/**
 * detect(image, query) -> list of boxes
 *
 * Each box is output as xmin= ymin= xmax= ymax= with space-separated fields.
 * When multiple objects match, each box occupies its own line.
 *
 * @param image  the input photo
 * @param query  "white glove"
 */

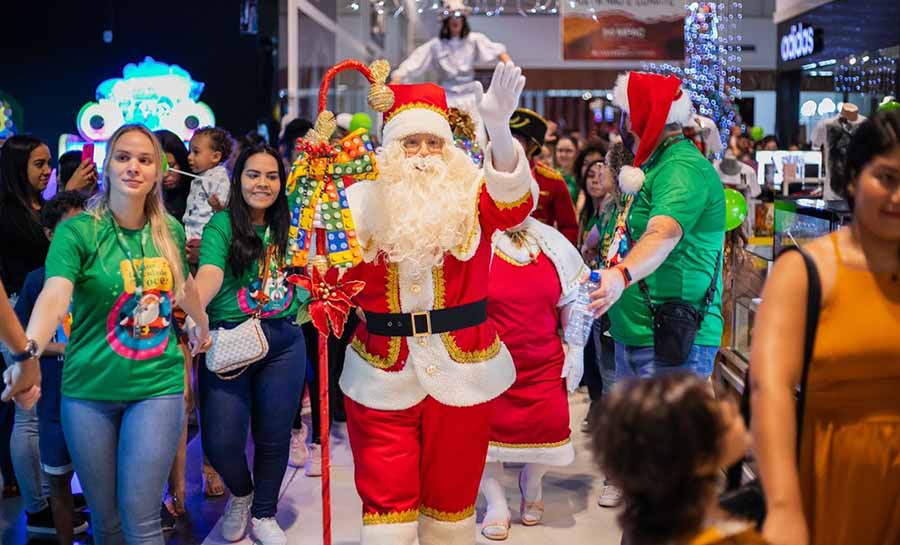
xmin=476 ymin=62 xmax=526 ymax=171
xmin=561 ymin=344 xmax=585 ymax=394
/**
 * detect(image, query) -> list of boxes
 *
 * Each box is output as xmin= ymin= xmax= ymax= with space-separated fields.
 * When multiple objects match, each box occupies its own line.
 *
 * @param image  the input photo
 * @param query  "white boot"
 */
xmin=360 ymin=521 xmax=419 ymax=545
xmin=419 ymin=513 xmax=476 ymax=545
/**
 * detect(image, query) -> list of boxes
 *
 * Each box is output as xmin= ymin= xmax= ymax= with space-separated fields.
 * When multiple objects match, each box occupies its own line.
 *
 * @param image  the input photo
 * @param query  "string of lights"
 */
xmin=644 ymin=2 xmax=742 ymax=154
xmin=344 ymin=0 xmax=560 ymax=16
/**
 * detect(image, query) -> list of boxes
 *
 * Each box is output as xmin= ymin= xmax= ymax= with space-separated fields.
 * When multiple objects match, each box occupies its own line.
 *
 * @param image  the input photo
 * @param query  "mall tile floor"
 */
xmin=1 ymin=392 xmax=622 ymax=545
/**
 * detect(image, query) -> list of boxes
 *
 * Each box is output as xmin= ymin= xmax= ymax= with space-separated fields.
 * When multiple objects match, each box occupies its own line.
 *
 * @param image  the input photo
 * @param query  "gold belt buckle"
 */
xmin=411 ymin=311 xmax=432 ymax=337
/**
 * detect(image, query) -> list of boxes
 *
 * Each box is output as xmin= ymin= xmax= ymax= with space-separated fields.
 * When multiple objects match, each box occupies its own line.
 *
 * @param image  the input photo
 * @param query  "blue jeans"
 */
xmin=11 ymin=404 xmax=49 ymax=513
xmin=591 ymin=323 xmax=617 ymax=397
xmin=61 ymin=394 xmax=185 ymax=545
xmin=199 ymin=318 xmax=306 ymax=518
xmin=37 ymin=357 xmax=72 ymax=475
xmin=614 ymin=343 xmax=717 ymax=381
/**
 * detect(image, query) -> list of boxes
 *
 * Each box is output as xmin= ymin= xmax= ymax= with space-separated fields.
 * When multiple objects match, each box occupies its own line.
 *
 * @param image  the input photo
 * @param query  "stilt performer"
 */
xmin=284 ymin=58 xmax=395 ymax=545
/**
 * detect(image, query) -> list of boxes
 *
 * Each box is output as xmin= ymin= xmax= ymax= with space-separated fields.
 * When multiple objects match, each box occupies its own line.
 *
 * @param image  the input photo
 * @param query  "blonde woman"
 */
xmin=19 ymin=124 xmax=210 ymax=545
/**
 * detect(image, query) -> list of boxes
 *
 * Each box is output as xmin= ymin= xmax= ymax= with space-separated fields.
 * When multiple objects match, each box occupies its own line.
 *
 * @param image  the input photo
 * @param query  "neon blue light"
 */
xmin=76 ymin=56 xmax=215 ymax=142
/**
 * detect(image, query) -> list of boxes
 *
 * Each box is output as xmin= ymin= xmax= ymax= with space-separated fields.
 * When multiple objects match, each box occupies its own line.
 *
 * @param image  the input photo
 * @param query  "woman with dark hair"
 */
xmin=573 ymin=140 xmax=608 ymax=216
xmin=751 ymin=110 xmax=900 ymax=545
xmin=154 ymin=130 xmax=191 ymax=222
xmin=194 ymin=144 xmax=309 ymax=545
xmin=593 ymin=374 xmax=760 ymax=545
xmin=577 ymin=159 xmax=616 ymax=251
xmin=390 ymin=0 xmax=510 ymax=143
xmin=0 ymin=135 xmax=51 ymax=297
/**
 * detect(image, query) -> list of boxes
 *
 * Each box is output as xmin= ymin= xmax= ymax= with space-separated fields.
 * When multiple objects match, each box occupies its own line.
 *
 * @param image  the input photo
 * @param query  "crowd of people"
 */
xmin=1 ymin=8 xmax=899 ymax=545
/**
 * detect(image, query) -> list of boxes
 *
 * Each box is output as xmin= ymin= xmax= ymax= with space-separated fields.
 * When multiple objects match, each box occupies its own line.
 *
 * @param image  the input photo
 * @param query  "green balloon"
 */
xmin=878 ymin=100 xmax=900 ymax=113
xmin=750 ymin=126 xmax=764 ymax=141
xmin=349 ymin=112 xmax=373 ymax=133
xmin=723 ymin=188 xmax=748 ymax=231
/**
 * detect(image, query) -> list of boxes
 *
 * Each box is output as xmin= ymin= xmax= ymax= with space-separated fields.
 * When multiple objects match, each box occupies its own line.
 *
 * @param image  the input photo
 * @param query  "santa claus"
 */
xmin=339 ymin=62 xmax=537 ymax=545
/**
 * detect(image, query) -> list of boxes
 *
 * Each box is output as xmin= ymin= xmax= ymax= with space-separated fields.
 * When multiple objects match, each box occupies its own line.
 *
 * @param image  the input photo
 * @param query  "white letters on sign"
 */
xmin=780 ymin=23 xmax=816 ymax=62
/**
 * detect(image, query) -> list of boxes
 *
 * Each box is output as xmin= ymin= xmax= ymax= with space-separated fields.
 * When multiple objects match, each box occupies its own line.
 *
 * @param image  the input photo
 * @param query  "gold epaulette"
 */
xmin=534 ymin=162 xmax=564 ymax=181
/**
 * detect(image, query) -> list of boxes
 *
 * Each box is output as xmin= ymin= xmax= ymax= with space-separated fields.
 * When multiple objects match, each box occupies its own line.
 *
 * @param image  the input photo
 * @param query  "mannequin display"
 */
xmin=811 ymin=103 xmax=866 ymax=201
xmin=390 ymin=0 xmax=511 ymax=145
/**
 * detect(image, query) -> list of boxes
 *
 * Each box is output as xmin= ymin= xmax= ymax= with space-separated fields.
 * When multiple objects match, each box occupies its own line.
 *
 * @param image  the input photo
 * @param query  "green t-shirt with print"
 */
xmin=199 ymin=211 xmax=308 ymax=325
xmin=609 ymin=137 xmax=725 ymax=348
xmin=45 ymin=211 xmax=189 ymax=401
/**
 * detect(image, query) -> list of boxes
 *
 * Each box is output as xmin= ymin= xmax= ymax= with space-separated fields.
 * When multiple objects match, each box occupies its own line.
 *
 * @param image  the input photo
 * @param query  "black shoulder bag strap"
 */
xmin=633 ymin=240 xmax=722 ymax=324
xmin=720 ymin=246 xmax=822 ymax=525
xmin=732 ymin=246 xmax=822 ymax=475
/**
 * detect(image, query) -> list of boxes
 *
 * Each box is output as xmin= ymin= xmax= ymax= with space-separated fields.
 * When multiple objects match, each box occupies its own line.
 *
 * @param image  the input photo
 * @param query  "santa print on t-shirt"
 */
xmin=236 ymin=266 xmax=294 ymax=318
xmin=106 ymin=257 xmax=175 ymax=360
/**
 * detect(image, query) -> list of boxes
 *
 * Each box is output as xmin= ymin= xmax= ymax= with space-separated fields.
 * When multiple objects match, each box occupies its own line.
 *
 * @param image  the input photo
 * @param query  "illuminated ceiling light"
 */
xmin=848 ymin=57 xmax=857 ymax=65
xmin=818 ymin=97 xmax=836 ymax=116
xmin=800 ymin=100 xmax=817 ymax=117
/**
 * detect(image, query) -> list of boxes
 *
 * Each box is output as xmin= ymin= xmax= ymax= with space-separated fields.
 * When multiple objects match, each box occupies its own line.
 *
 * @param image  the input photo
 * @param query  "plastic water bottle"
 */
xmin=564 ymin=270 xmax=601 ymax=347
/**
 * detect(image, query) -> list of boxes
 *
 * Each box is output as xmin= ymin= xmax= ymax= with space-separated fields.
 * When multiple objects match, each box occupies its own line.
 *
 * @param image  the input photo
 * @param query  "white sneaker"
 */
xmin=289 ymin=425 xmax=309 ymax=468
xmin=305 ymin=443 xmax=322 ymax=477
xmin=251 ymin=517 xmax=287 ymax=545
xmin=597 ymin=482 xmax=623 ymax=508
xmin=221 ymin=492 xmax=253 ymax=541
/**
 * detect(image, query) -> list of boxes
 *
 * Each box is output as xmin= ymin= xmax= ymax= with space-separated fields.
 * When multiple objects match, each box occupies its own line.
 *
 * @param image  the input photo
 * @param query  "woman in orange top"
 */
xmin=750 ymin=110 xmax=900 ymax=545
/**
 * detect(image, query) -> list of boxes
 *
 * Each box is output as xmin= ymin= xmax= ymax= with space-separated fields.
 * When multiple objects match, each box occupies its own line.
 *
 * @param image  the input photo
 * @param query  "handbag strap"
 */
xmin=785 ymin=246 xmax=822 ymax=457
xmin=734 ymin=246 xmax=821 ymax=466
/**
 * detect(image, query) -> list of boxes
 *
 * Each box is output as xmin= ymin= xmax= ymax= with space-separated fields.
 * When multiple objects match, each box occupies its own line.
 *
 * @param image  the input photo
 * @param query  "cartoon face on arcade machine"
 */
xmin=61 ymin=56 xmax=216 ymax=164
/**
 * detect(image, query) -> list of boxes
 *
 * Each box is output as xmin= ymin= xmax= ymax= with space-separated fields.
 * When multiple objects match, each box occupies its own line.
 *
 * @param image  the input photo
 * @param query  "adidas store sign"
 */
xmin=780 ymin=23 xmax=817 ymax=62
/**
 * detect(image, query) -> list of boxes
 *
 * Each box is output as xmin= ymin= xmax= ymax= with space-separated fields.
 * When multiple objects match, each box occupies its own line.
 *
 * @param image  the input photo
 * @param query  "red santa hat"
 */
xmin=612 ymin=72 xmax=693 ymax=193
xmin=381 ymin=83 xmax=455 ymax=147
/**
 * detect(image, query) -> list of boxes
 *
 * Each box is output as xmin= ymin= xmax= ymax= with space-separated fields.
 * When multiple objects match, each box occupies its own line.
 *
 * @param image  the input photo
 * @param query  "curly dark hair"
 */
xmin=193 ymin=126 xmax=234 ymax=163
xmin=40 ymin=191 xmax=87 ymax=230
xmin=592 ymin=374 xmax=728 ymax=545
xmin=830 ymin=109 xmax=900 ymax=207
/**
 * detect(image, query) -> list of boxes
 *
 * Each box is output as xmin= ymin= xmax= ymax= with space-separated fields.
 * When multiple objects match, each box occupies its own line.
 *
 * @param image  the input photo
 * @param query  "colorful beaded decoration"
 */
xmin=286 ymin=127 xmax=379 ymax=269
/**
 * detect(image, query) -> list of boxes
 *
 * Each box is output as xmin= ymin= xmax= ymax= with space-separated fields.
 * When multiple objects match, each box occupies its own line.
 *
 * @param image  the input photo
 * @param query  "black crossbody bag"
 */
xmin=636 ymin=251 xmax=721 ymax=365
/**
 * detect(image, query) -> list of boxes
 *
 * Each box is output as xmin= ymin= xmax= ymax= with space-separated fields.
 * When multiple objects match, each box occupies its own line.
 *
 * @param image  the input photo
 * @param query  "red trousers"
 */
xmin=345 ymin=395 xmax=491 ymax=544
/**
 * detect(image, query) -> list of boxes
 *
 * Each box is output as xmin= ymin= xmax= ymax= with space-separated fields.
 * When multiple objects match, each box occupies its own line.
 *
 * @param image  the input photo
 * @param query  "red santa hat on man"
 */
xmin=381 ymin=82 xmax=455 ymax=147
xmin=612 ymin=71 xmax=693 ymax=193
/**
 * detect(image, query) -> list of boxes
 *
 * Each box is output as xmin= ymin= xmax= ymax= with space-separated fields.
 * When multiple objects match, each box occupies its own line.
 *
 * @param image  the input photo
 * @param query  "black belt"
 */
xmin=364 ymin=299 xmax=487 ymax=338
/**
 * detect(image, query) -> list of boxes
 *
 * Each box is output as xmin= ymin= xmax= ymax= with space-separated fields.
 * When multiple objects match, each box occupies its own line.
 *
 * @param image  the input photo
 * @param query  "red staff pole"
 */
xmin=314 ymin=230 xmax=332 ymax=545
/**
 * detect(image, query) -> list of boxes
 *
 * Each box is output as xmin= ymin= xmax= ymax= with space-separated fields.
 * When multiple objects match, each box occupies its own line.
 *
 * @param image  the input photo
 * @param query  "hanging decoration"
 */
xmin=833 ymin=46 xmax=898 ymax=97
xmin=343 ymin=0 xmax=560 ymax=17
xmin=643 ymin=1 xmax=743 ymax=156
xmin=283 ymin=57 xmax=394 ymax=545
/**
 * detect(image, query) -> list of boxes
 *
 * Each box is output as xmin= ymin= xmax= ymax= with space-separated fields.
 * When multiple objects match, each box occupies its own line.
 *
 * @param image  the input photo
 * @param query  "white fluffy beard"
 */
xmin=367 ymin=141 xmax=481 ymax=270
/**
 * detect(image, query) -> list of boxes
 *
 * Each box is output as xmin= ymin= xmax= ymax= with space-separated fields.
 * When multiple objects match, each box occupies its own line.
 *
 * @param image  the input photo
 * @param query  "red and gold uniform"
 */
xmin=486 ymin=217 xmax=586 ymax=465
xmin=530 ymin=161 xmax=579 ymax=245
xmin=339 ymin=81 xmax=538 ymax=545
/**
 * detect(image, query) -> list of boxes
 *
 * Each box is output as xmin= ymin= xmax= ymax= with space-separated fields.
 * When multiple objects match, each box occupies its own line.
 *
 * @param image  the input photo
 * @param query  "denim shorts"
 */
xmin=37 ymin=356 xmax=72 ymax=475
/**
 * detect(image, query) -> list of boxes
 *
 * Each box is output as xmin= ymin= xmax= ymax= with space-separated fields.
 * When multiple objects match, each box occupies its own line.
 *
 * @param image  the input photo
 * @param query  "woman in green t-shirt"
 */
xmin=19 ymin=124 xmax=212 ymax=545
xmin=194 ymin=144 xmax=307 ymax=545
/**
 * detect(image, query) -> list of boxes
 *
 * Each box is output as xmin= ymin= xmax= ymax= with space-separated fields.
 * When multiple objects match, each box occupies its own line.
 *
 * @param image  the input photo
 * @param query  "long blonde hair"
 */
xmin=88 ymin=124 xmax=186 ymax=297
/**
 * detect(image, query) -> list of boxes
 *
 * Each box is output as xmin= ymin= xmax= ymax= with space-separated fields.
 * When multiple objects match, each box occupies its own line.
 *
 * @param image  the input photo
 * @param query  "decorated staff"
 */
xmin=284 ymin=58 xmax=394 ymax=545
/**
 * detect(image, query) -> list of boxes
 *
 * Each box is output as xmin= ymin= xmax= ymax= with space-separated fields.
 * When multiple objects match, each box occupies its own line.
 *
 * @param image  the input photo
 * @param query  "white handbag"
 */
xmin=205 ymin=246 xmax=274 ymax=379
xmin=205 ymin=317 xmax=270 ymax=379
